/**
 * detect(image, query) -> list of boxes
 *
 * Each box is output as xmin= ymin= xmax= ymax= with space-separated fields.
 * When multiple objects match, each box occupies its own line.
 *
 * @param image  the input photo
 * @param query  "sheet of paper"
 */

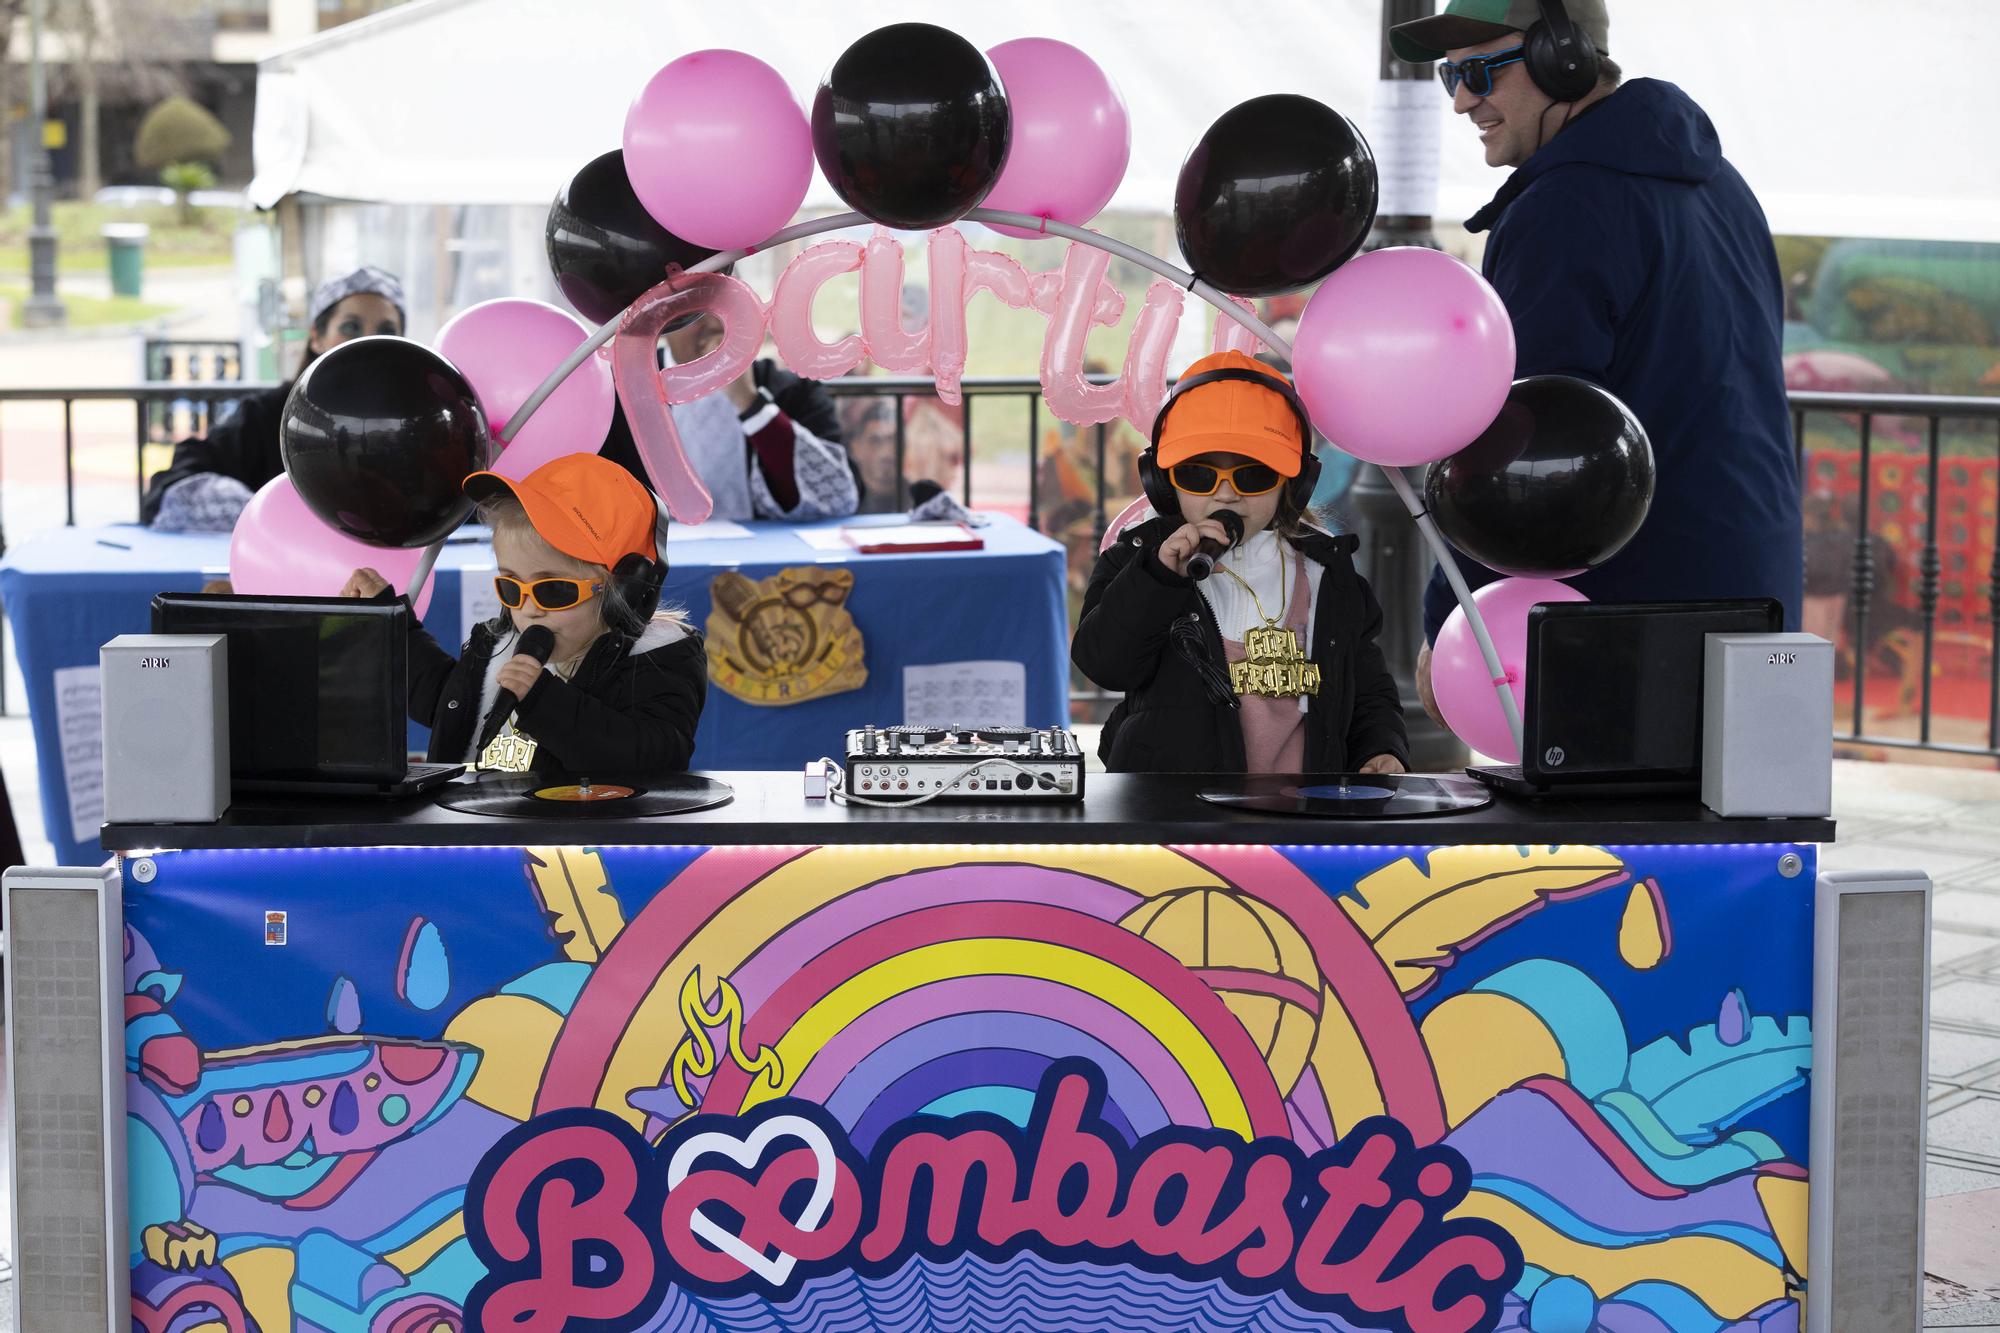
xmin=842 ymin=522 xmax=982 ymax=552
xmin=460 ymin=564 xmax=501 ymax=631
xmin=792 ymin=526 xmax=854 ymax=552
xmin=668 ymin=520 xmax=754 ymax=542
xmin=1368 ymin=79 xmax=1443 ymax=218
xmin=903 ymin=660 xmax=1027 ymax=728
xmin=54 ymin=665 xmax=103 ymax=846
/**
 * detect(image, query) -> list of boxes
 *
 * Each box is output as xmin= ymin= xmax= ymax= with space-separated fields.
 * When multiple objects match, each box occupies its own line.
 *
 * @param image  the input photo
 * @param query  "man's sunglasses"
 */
xmin=1437 ymin=45 xmax=1525 ymax=97
xmin=494 ymin=575 xmax=603 ymax=612
xmin=1169 ymin=460 xmax=1284 ymax=498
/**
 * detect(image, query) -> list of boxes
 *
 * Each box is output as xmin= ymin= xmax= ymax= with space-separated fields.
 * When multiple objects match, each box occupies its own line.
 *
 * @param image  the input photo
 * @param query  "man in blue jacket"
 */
xmin=1392 ymin=0 xmax=1803 ymax=713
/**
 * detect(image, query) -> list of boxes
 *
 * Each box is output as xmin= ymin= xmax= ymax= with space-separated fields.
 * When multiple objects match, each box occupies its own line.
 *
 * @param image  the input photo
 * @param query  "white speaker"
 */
xmin=100 ymin=633 xmax=230 ymax=825
xmin=3 ymin=864 xmax=128 ymax=1333
xmin=1701 ymin=632 xmax=1834 ymax=817
xmin=1808 ymin=869 xmax=1931 ymax=1332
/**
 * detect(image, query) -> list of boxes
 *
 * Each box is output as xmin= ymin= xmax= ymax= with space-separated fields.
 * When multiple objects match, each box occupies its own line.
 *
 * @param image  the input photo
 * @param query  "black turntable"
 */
xmin=1197 ymin=772 xmax=1494 ymax=817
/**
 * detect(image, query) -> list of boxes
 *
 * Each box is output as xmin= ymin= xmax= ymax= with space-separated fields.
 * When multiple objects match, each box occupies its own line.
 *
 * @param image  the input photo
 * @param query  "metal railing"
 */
xmin=819 ymin=374 xmax=1119 ymax=536
xmin=0 ymin=382 xmax=280 ymax=527
xmin=143 ymin=338 xmax=242 ymax=384
xmin=1788 ymin=391 xmax=2000 ymax=761
xmin=1 ymin=379 xmax=1995 ymax=759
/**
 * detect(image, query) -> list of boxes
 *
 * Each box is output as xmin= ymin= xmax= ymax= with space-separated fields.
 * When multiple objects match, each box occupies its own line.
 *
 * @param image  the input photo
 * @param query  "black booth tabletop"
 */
xmin=100 ymin=772 xmax=1835 ymax=852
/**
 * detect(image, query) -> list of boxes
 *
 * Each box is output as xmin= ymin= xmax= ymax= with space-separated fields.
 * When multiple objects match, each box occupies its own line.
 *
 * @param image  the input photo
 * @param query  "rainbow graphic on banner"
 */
xmin=121 ymin=840 xmax=1815 ymax=1333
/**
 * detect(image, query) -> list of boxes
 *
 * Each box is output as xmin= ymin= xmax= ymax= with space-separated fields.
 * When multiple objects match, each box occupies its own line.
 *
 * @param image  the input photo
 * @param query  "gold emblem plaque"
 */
xmin=705 ymin=567 xmax=868 ymax=706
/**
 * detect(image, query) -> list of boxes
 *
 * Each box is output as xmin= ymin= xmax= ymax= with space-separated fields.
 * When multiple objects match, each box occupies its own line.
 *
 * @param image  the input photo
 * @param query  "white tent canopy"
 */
xmin=250 ymin=0 xmax=2000 ymax=243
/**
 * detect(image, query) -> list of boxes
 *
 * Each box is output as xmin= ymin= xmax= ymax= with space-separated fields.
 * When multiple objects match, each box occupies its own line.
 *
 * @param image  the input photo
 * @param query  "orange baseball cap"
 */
xmin=1155 ymin=350 xmax=1308 ymax=477
xmin=463 ymin=454 xmax=658 ymax=568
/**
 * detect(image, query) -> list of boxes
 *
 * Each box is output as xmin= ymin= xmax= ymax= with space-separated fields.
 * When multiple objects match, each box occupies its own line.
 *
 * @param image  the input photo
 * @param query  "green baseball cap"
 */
xmin=1390 ymin=0 xmax=1609 ymax=63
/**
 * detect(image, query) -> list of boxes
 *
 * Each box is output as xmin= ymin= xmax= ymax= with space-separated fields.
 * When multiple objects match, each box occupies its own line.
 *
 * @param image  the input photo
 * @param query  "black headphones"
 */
xmin=605 ymin=498 xmax=670 ymax=635
xmin=1137 ymin=366 xmax=1322 ymax=522
xmin=1525 ymin=0 xmax=1601 ymax=103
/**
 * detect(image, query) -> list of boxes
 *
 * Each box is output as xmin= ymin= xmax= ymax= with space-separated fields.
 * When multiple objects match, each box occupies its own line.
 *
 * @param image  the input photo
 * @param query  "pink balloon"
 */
xmin=623 ymin=49 xmax=812 ymax=251
xmin=768 ymin=240 xmax=866 ymax=380
xmin=1038 ymin=244 xmax=1128 ymax=426
xmin=925 ymin=227 xmax=971 ymax=405
xmin=1037 ymin=243 xmax=1180 ymax=433
xmin=859 ymin=228 xmax=930 ymax=374
xmin=1292 ymin=247 xmax=1515 ymax=467
xmin=230 ymin=476 xmax=434 ymax=616
xmin=611 ymin=271 xmax=768 ymax=524
xmin=1210 ymin=294 xmax=1269 ymax=357
xmin=435 ymin=299 xmax=613 ymax=482
xmin=983 ymin=38 xmax=1131 ymax=241
xmin=965 ymin=244 xmax=1032 ymax=308
xmin=1122 ymin=281 xmax=1185 ymax=434
xmin=1432 ymin=576 xmax=1586 ymax=762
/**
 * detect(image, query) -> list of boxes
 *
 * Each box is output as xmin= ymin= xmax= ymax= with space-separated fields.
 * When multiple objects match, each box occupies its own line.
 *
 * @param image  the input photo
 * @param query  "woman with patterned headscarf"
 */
xmin=142 ymin=265 xmax=406 ymax=531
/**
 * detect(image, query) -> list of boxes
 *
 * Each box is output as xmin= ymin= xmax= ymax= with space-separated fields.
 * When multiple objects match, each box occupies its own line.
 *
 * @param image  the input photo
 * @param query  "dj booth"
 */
xmin=0 ymin=772 xmax=1934 ymax=1331
xmin=0 ymin=516 xmax=1068 ymax=866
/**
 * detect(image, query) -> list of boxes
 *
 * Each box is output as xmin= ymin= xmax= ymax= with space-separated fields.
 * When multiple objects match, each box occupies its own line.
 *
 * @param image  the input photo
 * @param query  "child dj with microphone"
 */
xmin=1072 ymin=351 xmax=1408 ymax=775
xmin=341 ymin=453 xmax=705 ymax=775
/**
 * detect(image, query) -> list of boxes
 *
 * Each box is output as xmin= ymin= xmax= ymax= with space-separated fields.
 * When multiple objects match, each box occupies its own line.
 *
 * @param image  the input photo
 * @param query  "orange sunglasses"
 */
xmin=494 ymin=574 xmax=603 ymax=613
xmin=1168 ymin=459 xmax=1284 ymax=497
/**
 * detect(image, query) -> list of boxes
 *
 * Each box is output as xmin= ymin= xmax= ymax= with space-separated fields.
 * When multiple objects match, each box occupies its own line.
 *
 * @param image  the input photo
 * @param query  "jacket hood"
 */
xmin=1468 ymin=78 xmax=1721 ymax=231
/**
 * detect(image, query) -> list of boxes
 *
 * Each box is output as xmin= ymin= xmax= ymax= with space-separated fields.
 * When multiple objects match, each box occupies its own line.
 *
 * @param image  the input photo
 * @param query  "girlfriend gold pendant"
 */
xmin=1230 ymin=626 xmax=1322 ymax=699
xmin=479 ymin=732 xmax=537 ymax=773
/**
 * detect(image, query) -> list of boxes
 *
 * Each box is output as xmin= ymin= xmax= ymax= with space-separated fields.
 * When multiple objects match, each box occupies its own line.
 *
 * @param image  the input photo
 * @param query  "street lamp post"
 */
xmin=23 ymin=0 xmax=67 ymax=328
xmin=1347 ymin=0 xmax=1467 ymax=770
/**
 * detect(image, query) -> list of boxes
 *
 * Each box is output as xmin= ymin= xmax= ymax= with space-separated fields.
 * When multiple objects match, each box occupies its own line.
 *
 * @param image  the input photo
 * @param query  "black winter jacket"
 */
xmin=1422 ymin=79 xmax=1802 ymax=640
xmin=140 ymin=384 xmax=291 ymax=525
xmin=411 ymin=614 xmax=706 ymax=775
xmin=1073 ymin=518 xmax=1408 ymax=774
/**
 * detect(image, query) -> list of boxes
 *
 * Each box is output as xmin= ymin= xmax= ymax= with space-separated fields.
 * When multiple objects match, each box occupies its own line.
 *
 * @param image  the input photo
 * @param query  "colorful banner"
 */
xmin=122 ymin=839 xmax=1816 ymax=1333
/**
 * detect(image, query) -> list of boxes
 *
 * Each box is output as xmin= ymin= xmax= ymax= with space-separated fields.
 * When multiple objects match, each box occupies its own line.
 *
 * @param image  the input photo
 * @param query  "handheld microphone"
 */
xmin=1185 ymin=510 xmax=1244 ymax=582
xmin=475 ymin=624 xmax=556 ymax=751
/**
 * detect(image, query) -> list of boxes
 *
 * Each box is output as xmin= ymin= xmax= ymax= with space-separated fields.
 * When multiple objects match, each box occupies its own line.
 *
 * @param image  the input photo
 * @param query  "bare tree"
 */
xmin=0 ymin=0 xmax=30 ymax=205
xmin=45 ymin=0 xmax=203 ymax=197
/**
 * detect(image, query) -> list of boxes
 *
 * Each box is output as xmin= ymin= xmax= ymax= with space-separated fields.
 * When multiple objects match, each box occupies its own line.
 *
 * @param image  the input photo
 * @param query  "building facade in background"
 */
xmin=3 ymin=0 xmax=413 ymax=200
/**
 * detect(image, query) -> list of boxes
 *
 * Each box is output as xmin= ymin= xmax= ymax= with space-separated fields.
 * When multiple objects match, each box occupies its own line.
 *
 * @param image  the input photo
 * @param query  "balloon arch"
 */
xmin=263 ymin=23 xmax=1658 ymax=762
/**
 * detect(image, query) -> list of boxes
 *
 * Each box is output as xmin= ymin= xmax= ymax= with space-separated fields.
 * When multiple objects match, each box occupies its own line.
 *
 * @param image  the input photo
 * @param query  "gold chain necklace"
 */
xmin=1213 ymin=549 xmax=1289 ymax=627
xmin=1212 ymin=545 xmax=1321 ymax=700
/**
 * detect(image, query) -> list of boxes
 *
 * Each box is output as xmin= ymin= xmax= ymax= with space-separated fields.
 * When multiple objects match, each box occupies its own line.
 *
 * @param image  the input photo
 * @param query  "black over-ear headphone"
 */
xmin=1525 ymin=0 xmax=1601 ymax=103
xmin=606 ymin=495 xmax=669 ymax=635
xmin=1137 ymin=366 xmax=1322 ymax=522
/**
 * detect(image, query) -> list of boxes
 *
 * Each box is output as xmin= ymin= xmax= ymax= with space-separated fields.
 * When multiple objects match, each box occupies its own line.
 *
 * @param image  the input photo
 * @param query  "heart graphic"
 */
xmin=666 ymin=1114 xmax=837 ymax=1286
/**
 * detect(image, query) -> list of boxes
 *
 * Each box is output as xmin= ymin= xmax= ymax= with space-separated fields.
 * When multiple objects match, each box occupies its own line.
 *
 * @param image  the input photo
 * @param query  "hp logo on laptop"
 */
xmin=1543 ymin=746 xmax=1567 ymax=767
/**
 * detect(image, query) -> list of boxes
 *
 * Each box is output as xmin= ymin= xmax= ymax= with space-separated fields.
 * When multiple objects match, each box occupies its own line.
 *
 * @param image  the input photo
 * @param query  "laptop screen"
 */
xmin=1525 ymin=599 xmax=1781 ymax=781
xmin=152 ymin=593 xmax=409 ymax=783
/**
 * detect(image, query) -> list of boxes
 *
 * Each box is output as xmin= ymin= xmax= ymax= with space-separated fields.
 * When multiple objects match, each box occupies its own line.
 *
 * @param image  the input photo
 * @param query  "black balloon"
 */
xmin=1425 ymin=375 xmax=1656 ymax=578
xmin=546 ymin=149 xmax=725 ymax=325
xmin=1174 ymin=94 xmax=1377 ymax=298
xmin=811 ymin=22 xmax=1011 ymax=230
xmin=281 ymin=336 xmax=490 ymax=548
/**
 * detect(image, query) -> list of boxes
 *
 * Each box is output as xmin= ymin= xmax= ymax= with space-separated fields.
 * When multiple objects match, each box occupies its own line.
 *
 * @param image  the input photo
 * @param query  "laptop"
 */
xmin=151 ymin=593 xmax=462 ymax=797
xmin=1467 ymin=598 xmax=1783 ymax=798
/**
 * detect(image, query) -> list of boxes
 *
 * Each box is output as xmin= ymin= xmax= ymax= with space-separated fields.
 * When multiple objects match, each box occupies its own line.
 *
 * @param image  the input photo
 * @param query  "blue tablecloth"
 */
xmin=0 ymin=516 xmax=1069 ymax=865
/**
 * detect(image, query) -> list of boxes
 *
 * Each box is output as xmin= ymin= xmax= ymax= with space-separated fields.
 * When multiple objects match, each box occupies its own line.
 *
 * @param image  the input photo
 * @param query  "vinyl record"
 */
xmin=1196 ymin=772 xmax=1493 ymax=818
xmin=437 ymin=772 xmax=734 ymax=819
